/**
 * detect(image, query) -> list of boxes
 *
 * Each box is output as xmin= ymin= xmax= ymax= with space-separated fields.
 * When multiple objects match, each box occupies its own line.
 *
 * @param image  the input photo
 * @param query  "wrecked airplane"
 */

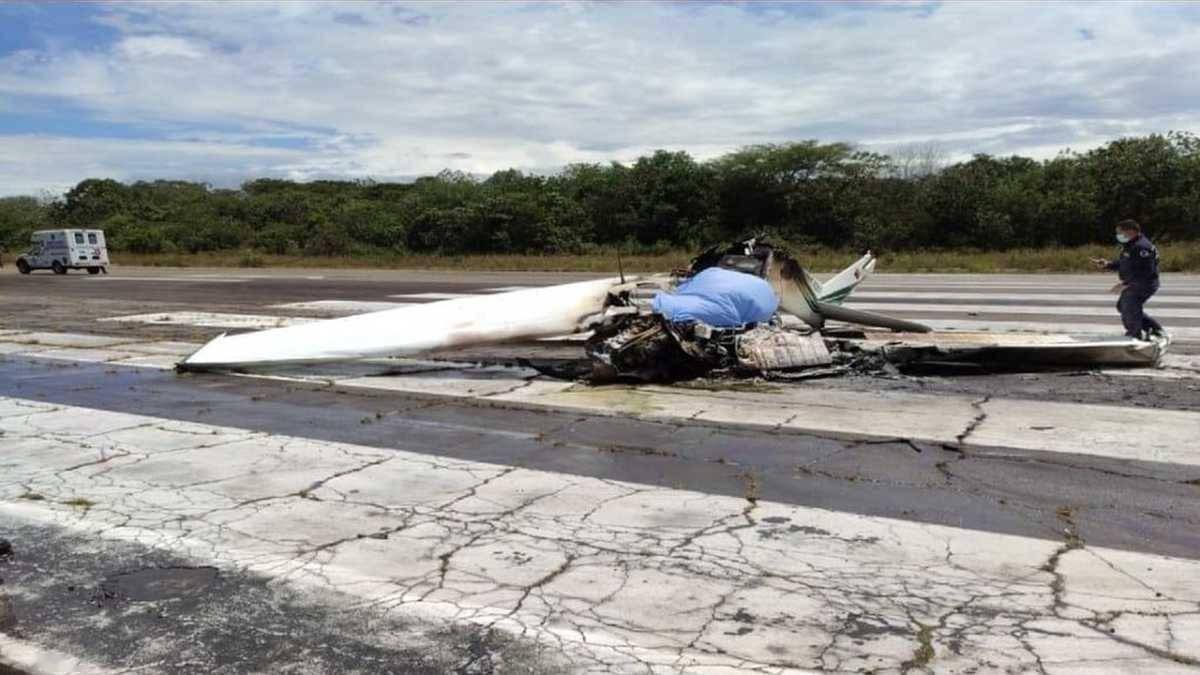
xmin=179 ymin=238 xmax=1169 ymax=380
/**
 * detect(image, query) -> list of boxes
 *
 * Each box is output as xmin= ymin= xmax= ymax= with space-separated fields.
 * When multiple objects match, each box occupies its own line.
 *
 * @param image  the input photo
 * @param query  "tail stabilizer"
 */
xmin=813 ymin=301 xmax=932 ymax=333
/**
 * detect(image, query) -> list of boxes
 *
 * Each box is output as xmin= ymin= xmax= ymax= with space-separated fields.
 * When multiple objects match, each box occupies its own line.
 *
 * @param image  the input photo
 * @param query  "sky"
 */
xmin=1 ymin=0 xmax=1199 ymax=196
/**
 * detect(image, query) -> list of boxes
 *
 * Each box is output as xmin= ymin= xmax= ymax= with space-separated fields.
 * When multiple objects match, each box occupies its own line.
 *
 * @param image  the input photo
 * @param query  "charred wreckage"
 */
xmin=584 ymin=239 xmax=927 ymax=381
xmin=179 ymin=238 xmax=1169 ymax=380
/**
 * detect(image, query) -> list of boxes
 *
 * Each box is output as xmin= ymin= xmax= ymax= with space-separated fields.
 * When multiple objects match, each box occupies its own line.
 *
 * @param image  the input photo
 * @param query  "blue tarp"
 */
xmin=651 ymin=267 xmax=779 ymax=328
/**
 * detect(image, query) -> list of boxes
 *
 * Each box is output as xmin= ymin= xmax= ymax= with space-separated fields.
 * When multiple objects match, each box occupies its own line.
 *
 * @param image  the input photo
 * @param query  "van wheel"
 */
xmin=52 ymin=261 xmax=66 ymax=275
xmin=17 ymin=260 xmax=30 ymax=274
xmin=88 ymin=267 xmax=100 ymax=275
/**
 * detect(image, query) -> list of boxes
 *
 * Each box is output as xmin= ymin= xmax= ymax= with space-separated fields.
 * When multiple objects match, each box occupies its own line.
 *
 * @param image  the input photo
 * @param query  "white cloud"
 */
xmin=0 ymin=0 xmax=1198 ymax=195
xmin=0 ymin=135 xmax=302 ymax=196
xmin=117 ymin=35 xmax=206 ymax=60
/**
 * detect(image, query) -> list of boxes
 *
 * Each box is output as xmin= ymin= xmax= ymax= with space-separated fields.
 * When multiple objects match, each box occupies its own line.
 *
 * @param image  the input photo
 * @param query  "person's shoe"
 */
xmin=1149 ymin=328 xmax=1172 ymax=346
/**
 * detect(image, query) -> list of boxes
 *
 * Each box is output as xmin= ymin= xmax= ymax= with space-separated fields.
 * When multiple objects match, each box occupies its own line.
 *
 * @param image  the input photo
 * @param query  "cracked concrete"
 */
xmin=2 ymin=318 xmax=1199 ymax=672
xmin=3 ymin=395 xmax=1199 ymax=673
xmin=3 ymin=355 xmax=1199 ymax=556
xmin=2 ymin=330 xmax=1200 ymax=464
xmin=0 ymin=520 xmax=568 ymax=675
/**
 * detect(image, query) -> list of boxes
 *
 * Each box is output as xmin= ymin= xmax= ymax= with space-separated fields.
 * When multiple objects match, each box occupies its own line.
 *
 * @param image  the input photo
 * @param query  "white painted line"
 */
xmin=1101 ymin=367 xmax=1195 ymax=380
xmin=111 ymin=354 xmax=182 ymax=370
xmin=386 ymin=292 xmax=475 ymax=300
xmin=852 ymin=292 xmax=1200 ymax=305
xmin=181 ymin=273 xmax=257 ymax=278
xmin=0 ymin=341 xmax=50 ymax=355
xmin=908 ymin=319 xmax=1200 ymax=341
xmin=98 ymin=312 xmax=315 ymax=329
xmin=846 ymin=302 xmax=1200 ymax=319
xmin=0 ymin=332 xmax=135 ymax=348
xmin=1161 ymin=354 xmax=1200 ymax=370
xmin=4 ymin=396 xmax=1198 ymax=672
xmin=270 ymin=300 xmax=414 ymax=313
xmin=1100 ymin=354 xmax=1200 ymax=380
xmin=94 ymin=276 xmax=247 ymax=283
xmin=120 ymin=340 xmax=203 ymax=356
xmin=860 ymin=288 xmax=1200 ymax=297
xmin=864 ymin=278 xmax=1200 ymax=288
xmin=183 ymin=273 xmax=330 ymax=280
xmin=0 ymin=334 xmax=197 ymax=360
xmin=30 ymin=347 xmax=144 ymax=364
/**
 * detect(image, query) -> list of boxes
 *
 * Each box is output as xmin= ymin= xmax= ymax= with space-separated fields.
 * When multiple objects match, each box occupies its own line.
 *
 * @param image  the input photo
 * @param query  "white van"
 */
xmin=16 ymin=229 xmax=110 ymax=275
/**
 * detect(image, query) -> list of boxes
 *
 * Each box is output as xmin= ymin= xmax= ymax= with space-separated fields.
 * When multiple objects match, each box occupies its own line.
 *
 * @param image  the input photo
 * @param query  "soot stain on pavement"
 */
xmin=0 ymin=522 xmax=569 ymax=674
xmin=823 ymin=370 xmax=1200 ymax=411
xmin=97 ymin=566 xmax=219 ymax=604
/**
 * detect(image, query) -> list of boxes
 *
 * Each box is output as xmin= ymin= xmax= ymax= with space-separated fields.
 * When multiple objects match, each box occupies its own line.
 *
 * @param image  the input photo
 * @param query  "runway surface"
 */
xmin=1 ymin=266 xmax=1198 ymax=673
xmin=4 ymin=266 xmax=1200 ymax=349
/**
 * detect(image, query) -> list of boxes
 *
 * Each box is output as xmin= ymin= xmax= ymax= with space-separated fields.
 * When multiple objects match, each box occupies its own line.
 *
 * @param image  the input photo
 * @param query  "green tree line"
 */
xmin=2 ymin=132 xmax=1198 ymax=257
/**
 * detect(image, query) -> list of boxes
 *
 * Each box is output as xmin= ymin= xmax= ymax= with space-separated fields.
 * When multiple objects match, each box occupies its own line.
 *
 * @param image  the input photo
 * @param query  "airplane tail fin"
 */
xmin=815 ymin=251 xmax=876 ymax=305
xmin=772 ymin=254 xmax=930 ymax=333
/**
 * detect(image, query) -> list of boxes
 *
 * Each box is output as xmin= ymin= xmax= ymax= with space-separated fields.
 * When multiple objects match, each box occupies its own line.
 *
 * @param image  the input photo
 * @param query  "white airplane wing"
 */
xmin=180 ymin=277 xmax=622 ymax=369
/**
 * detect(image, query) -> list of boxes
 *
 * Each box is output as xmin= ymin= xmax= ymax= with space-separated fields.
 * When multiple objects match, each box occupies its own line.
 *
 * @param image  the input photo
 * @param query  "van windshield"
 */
xmin=74 ymin=232 xmax=84 ymax=244
xmin=88 ymin=233 xmax=98 ymax=244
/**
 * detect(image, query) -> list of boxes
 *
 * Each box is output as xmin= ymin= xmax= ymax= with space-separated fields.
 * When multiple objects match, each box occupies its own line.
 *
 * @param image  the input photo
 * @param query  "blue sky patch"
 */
xmin=0 ymin=2 xmax=119 ymax=55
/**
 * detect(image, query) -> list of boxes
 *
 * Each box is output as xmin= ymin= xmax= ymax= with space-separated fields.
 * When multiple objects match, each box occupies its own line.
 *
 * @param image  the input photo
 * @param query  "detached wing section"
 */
xmin=179 ymin=278 xmax=622 ymax=370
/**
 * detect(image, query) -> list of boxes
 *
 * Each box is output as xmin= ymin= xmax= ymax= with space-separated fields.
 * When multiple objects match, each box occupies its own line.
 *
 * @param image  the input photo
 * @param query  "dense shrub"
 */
xmin=112 ymin=224 xmax=171 ymax=253
xmin=4 ymin=133 xmax=1198 ymax=256
xmin=0 ymin=195 xmax=48 ymax=250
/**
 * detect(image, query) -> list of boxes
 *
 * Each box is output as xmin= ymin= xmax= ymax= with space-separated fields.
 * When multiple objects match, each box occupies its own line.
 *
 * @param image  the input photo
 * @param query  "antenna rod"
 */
xmin=617 ymin=248 xmax=626 ymax=284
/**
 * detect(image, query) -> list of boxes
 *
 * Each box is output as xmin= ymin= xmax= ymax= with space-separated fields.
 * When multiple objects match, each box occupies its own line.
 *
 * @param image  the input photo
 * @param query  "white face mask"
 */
xmin=1116 ymin=232 xmax=1131 ymax=244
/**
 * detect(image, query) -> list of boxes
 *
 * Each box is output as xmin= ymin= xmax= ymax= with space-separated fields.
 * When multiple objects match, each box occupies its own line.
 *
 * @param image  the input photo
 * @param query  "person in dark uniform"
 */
xmin=1090 ymin=219 xmax=1165 ymax=339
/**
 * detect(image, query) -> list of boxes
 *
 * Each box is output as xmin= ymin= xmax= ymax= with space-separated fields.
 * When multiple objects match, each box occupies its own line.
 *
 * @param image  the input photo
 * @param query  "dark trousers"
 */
xmin=1117 ymin=284 xmax=1163 ymax=338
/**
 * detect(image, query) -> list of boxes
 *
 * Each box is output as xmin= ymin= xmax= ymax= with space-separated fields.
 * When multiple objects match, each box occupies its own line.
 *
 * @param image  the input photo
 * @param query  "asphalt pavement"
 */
xmin=1 ymin=265 xmax=1198 ymax=673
